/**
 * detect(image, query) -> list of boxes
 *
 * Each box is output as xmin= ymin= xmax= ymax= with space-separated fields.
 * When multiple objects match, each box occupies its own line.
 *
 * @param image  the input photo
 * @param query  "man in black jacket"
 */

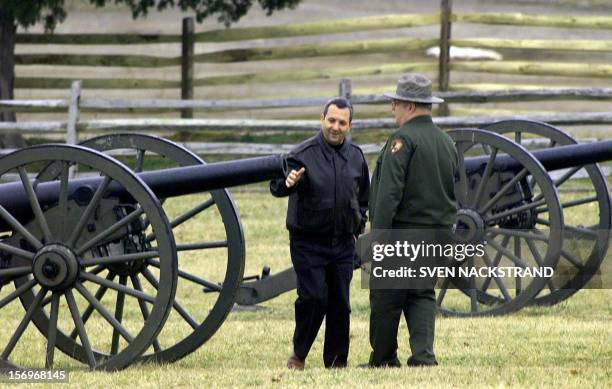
xmin=270 ymin=97 xmax=369 ymax=369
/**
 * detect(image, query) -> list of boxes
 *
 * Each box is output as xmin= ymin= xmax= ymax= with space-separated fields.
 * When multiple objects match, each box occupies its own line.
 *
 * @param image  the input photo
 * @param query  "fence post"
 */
xmin=339 ymin=78 xmax=352 ymax=100
xmin=181 ymin=17 xmax=195 ymax=119
xmin=66 ymin=80 xmax=81 ymax=178
xmin=66 ymin=80 xmax=81 ymax=146
xmin=438 ymin=0 xmax=452 ymax=116
xmin=338 ymin=79 xmax=353 ymax=140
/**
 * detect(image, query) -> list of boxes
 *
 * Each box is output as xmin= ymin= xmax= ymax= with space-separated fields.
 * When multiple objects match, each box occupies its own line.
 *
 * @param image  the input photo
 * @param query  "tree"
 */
xmin=0 ymin=0 xmax=302 ymax=125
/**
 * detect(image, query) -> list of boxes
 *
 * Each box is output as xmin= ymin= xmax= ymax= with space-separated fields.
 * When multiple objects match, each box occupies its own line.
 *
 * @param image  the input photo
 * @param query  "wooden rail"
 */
xmin=14 ymin=59 xmax=612 ymax=90
xmin=16 ymin=13 xmax=440 ymax=45
xmin=2 ymin=112 xmax=610 ymax=134
xmin=3 ymin=88 xmax=611 ymax=113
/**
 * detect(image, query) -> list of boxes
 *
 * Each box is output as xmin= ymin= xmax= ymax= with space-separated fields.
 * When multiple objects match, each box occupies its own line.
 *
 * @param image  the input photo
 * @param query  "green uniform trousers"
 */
xmin=369 ymin=288 xmax=437 ymax=367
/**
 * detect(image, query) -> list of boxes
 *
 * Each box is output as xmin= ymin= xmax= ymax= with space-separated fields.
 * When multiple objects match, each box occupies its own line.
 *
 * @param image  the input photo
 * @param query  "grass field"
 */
xmin=0 ymin=190 xmax=610 ymax=388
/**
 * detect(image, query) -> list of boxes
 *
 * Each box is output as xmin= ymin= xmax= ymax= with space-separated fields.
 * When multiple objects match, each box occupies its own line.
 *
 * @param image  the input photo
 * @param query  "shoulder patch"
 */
xmin=390 ymin=138 xmax=404 ymax=155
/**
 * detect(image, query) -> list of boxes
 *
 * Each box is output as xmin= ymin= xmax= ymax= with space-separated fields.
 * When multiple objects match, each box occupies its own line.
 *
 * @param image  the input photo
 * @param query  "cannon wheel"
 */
xmin=37 ymin=134 xmax=245 ymax=363
xmin=436 ymin=129 xmax=564 ymax=317
xmin=0 ymin=145 xmax=177 ymax=370
xmin=482 ymin=120 xmax=611 ymax=305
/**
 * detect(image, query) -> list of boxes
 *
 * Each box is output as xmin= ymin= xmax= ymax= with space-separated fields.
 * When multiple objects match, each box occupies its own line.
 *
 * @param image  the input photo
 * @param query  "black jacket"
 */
xmin=270 ymin=131 xmax=370 ymax=237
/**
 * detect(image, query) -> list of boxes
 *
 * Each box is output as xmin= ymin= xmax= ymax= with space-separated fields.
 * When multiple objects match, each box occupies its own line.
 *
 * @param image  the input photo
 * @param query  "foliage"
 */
xmin=0 ymin=0 xmax=302 ymax=31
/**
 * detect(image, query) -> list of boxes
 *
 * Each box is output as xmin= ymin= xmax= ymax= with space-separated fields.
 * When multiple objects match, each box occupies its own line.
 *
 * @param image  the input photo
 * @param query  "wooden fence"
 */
xmin=12 ymin=2 xmax=612 ymax=118
xmin=2 ymin=80 xmax=611 ymax=156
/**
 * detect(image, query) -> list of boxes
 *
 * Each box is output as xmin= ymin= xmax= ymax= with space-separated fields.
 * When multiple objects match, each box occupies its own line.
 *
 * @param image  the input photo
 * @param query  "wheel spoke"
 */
xmin=456 ymin=143 xmax=469 ymax=206
xmin=89 ymin=265 xmax=106 ymax=276
xmin=514 ymin=237 xmax=522 ymax=296
xmin=481 ymin=235 xmax=511 ymax=293
xmin=533 ymin=166 xmax=582 ymax=203
xmin=487 ymin=238 xmax=529 ymax=269
xmin=487 ymin=228 xmax=548 ymax=242
xmin=536 ymin=195 xmax=598 ymax=214
xmin=147 ymin=258 xmax=222 ymax=291
xmin=134 ymin=149 xmax=145 ymax=173
xmin=0 ymin=242 xmax=36 ymax=261
xmin=75 ymin=207 xmax=144 ymax=255
xmin=141 ymin=267 xmax=199 ymax=329
xmin=45 ymin=292 xmax=60 ymax=368
xmin=0 ymin=278 xmax=37 ymax=309
xmin=479 ymin=168 xmax=528 ymax=214
xmin=468 ymin=256 xmax=477 ymax=313
xmin=75 ymin=282 xmax=135 ymax=343
xmin=70 ymin=272 xmax=114 ymax=340
xmin=0 ymin=205 xmax=43 ymax=250
xmin=80 ymin=251 xmax=159 ymax=267
xmin=145 ymin=198 xmax=215 ymax=243
xmin=176 ymin=241 xmax=228 ymax=252
xmin=81 ymin=272 xmax=157 ymax=304
xmin=472 ymin=147 xmax=498 ymax=209
xmin=68 ymin=175 xmax=112 ymax=247
xmin=57 ymin=162 xmax=70 ymax=241
xmin=563 ymin=224 xmax=598 ymax=239
xmin=485 ymin=198 xmax=546 ymax=224
xmin=130 ymin=275 xmax=162 ymax=353
xmin=111 ymin=276 xmax=127 ymax=356
xmin=65 ymin=289 xmax=96 ymax=368
xmin=525 ymin=238 xmax=556 ymax=293
xmin=0 ymin=266 xmax=32 ymax=279
xmin=536 ymin=218 xmax=598 ymax=239
xmin=560 ymin=250 xmax=585 ymax=270
xmin=18 ymin=167 xmax=53 ymax=243
xmin=1 ymin=288 xmax=46 ymax=359
xmin=481 ymin=252 xmax=511 ymax=301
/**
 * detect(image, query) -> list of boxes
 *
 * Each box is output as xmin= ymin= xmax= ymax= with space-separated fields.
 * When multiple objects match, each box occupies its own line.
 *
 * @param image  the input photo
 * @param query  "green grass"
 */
xmin=1 ymin=192 xmax=611 ymax=387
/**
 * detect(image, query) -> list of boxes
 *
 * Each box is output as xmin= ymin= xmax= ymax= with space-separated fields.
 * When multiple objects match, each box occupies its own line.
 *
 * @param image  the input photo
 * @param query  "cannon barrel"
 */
xmin=0 ymin=140 xmax=610 ymax=228
xmin=0 ymin=152 xmax=287 ymax=229
xmin=464 ymin=139 xmax=612 ymax=174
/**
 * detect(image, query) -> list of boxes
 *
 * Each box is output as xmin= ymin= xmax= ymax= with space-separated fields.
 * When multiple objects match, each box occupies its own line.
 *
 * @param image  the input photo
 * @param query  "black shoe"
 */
xmin=357 ymin=361 xmax=401 ymax=369
xmin=406 ymin=358 xmax=438 ymax=367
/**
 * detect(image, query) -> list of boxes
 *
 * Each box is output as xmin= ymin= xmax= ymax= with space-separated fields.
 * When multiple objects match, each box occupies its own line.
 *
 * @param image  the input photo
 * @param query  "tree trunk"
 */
xmin=0 ymin=10 xmax=25 ymax=148
xmin=0 ymin=10 xmax=16 ymax=122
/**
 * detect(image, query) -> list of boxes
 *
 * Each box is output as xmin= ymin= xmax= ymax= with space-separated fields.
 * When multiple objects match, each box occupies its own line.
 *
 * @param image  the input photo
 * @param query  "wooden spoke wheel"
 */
xmin=482 ymin=120 xmax=611 ymax=306
xmin=436 ymin=129 xmax=564 ymax=317
xmin=0 ymin=145 xmax=177 ymax=370
xmin=38 ymin=134 xmax=245 ymax=363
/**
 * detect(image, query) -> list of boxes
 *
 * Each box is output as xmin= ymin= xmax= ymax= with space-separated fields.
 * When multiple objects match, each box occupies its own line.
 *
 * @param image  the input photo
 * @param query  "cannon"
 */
xmin=0 ymin=136 xmax=286 ymax=371
xmin=0 ymin=122 xmax=610 ymax=371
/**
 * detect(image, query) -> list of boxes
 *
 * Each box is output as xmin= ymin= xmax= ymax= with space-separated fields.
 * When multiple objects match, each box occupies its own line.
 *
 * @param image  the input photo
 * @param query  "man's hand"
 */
xmin=285 ymin=167 xmax=306 ymax=188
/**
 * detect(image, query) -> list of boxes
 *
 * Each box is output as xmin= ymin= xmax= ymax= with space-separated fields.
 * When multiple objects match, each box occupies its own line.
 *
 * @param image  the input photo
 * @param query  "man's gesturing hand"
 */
xmin=285 ymin=167 xmax=306 ymax=188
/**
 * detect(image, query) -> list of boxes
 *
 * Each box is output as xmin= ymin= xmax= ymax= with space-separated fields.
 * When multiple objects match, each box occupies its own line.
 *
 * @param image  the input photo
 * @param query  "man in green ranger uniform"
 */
xmin=365 ymin=74 xmax=457 ymax=367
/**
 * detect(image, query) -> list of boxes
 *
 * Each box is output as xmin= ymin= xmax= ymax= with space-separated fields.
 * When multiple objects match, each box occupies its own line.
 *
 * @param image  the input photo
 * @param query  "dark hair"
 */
xmin=393 ymin=100 xmax=432 ymax=112
xmin=415 ymin=102 xmax=433 ymax=111
xmin=323 ymin=97 xmax=353 ymax=122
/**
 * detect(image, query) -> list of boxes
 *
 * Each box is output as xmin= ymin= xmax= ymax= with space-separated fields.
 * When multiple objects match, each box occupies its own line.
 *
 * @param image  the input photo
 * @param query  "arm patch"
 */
xmin=390 ymin=138 xmax=405 ymax=155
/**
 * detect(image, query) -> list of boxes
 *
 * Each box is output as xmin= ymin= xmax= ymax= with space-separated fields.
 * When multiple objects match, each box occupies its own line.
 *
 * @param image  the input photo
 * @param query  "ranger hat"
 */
xmin=383 ymin=73 xmax=444 ymax=104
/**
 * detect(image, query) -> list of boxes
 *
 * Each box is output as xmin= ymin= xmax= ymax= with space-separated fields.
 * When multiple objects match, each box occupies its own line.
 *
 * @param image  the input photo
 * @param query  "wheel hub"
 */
xmin=32 ymin=245 xmax=79 ymax=291
xmin=455 ymin=208 xmax=485 ymax=244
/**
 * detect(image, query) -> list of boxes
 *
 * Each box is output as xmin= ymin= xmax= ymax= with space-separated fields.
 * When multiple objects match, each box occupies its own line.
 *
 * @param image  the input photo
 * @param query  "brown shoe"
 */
xmin=287 ymin=353 xmax=305 ymax=370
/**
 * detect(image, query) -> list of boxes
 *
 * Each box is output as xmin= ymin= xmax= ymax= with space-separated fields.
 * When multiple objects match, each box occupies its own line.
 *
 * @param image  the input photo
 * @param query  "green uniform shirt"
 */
xmin=370 ymin=115 xmax=458 ymax=229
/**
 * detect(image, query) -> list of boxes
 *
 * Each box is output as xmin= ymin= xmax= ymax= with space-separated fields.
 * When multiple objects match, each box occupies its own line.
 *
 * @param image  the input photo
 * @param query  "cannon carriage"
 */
xmin=0 ymin=121 xmax=610 ymax=371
